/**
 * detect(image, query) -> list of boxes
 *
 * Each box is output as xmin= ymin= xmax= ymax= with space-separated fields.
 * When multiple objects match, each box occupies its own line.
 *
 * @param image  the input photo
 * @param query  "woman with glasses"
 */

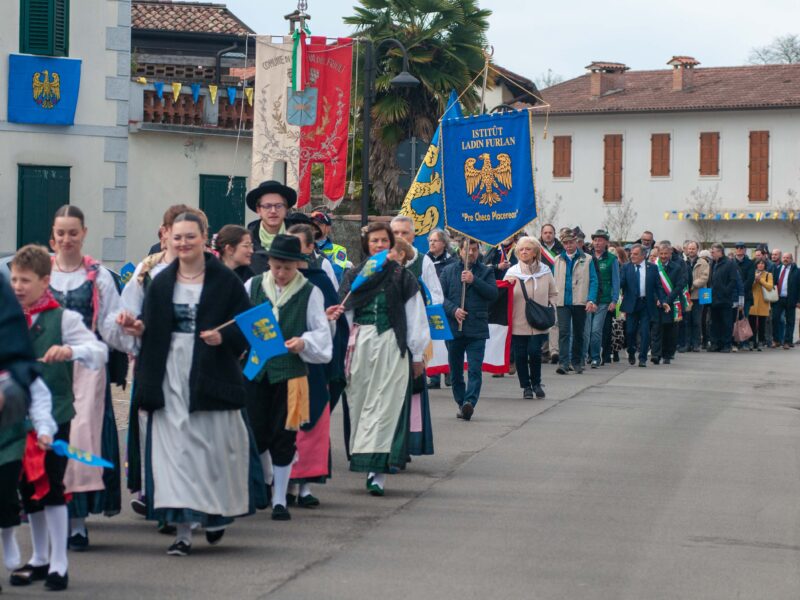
xmin=214 ymin=225 xmax=255 ymax=282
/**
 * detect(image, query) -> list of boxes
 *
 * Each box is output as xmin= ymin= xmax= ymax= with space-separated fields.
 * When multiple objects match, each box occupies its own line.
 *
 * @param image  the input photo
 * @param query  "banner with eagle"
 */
xmin=440 ymin=110 xmax=536 ymax=246
xmin=7 ymin=54 xmax=81 ymax=125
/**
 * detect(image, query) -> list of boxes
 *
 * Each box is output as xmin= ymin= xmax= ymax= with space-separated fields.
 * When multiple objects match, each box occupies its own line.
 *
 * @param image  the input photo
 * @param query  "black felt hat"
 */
xmin=266 ymin=234 xmax=307 ymax=262
xmin=246 ymin=180 xmax=297 ymax=212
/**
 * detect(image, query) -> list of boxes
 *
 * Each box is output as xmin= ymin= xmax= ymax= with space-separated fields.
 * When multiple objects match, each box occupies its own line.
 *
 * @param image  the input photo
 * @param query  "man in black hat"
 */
xmin=243 ymin=234 xmax=334 ymax=521
xmin=246 ymin=181 xmax=298 ymax=275
xmin=585 ymin=229 xmax=619 ymax=368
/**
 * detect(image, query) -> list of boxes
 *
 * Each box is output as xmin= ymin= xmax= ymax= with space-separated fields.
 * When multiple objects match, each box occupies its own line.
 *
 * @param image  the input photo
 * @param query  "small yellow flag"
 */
xmin=171 ymin=82 xmax=182 ymax=102
xmin=208 ymin=85 xmax=218 ymax=105
xmin=135 ymin=76 xmax=147 ymax=85
xmin=723 ymin=212 xmax=730 ymax=220
xmin=245 ymin=88 xmax=254 ymax=107
xmin=663 ymin=212 xmax=670 ymax=220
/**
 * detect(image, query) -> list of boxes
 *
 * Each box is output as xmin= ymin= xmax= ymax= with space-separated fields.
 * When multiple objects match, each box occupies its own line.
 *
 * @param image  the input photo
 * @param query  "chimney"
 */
xmin=586 ymin=62 xmax=629 ymax=98
xmin=668 ymin=56 xmax=700 ymax=91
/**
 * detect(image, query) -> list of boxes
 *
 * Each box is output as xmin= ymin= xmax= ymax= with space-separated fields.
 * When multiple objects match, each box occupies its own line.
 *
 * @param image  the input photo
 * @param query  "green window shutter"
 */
xmin=17 ymin=165 xmax=71 ymax=248
xmin=20 ymin=0 xmax=69 ymax=56
xmin=199 ymin=175 xmax=247 ymax=235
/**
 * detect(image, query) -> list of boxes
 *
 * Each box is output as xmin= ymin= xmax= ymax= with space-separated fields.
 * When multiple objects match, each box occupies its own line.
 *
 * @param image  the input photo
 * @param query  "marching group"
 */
xmin=0 ymin=177 xmax=798 ymax=592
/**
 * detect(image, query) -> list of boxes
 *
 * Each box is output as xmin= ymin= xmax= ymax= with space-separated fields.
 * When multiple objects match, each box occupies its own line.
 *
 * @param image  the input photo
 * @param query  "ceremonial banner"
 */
xmin=441 ymin=110 xmax=536 ymax=245
xmin=234 ymin=303 xmax=288 ymax=381
xmin=251 ymin=36 xmax=353 ymax=207
xmin=8 ymin=54 xmax=81 ymax=125
xmin=426 ymin=280 xmax=514 ymax=375
xmin=400 ymin=91 xmax=463 ymax=253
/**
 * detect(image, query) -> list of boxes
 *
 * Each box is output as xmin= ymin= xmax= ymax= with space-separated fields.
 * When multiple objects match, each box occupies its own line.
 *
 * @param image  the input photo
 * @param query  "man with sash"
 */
xmin=244 ymin=235 xmax=333 ymax=521
xmin=652 ymin=241 xmax=687 ymax=365
xmin=484 ymin=236 xmax=519 ymax=281
xmin=539 ymin=224 xmax=563 ymax=364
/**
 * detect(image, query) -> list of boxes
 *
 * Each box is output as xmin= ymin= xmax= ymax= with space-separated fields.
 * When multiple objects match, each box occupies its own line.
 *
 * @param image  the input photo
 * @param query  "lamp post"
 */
xmin=360 ymin=38 xmax=420 ymax=227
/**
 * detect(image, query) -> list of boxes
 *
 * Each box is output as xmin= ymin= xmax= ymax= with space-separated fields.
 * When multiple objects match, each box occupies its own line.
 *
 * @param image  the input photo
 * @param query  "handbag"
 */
xmin=518 ymin=277 xmax=556 ymax=330
xmin=732 ymin=308 xmax=753 ymax=343
xmin=762 ymin=282 xmax=778 ymax=303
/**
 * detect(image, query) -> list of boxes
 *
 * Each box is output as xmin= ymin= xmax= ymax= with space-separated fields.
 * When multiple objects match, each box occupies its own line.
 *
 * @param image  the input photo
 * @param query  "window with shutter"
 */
xmin=552 ymin=136 xmax=572 ymax=178
xmin=748 ymin=131 xmax=769 ymax=202
xmin=650 ymin=133 xmax=670 ymax=177
xmin=20 ymin=0 xmax=69 ymax=57
xmin=17 ymin=165 xmax=71 ymax=248
xmin=699 ymin=132 xmax=720 ymax=176
xmin=603 ymin=134 xmax=623 ymax=202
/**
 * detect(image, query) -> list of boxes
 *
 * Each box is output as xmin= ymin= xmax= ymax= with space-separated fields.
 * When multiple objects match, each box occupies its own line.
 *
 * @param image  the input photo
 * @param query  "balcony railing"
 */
xmin=131 ymin=85 xmax=253 ymax=133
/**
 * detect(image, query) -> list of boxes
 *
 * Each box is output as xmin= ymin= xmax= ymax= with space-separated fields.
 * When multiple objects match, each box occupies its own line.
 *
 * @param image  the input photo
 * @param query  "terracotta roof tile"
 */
xmin=535 ymin=63 xmax=800 ymax=114
xmin=132 ymin=1 xmax=253 ymax=35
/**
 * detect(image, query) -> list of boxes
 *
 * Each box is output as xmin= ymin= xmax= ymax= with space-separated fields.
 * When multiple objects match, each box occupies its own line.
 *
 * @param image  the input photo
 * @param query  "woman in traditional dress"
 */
xmin=285 ymin=225 xmax=348 ymax=508
xmin=48 ymin=205 xmax=132 ymax=550
xmin=334 ymin=223 xmax=430 ymax=495
xmin=119 ymin=212 xmax=260 ymax=556
xmin=214 ymin=225 xmax=255 ymax=283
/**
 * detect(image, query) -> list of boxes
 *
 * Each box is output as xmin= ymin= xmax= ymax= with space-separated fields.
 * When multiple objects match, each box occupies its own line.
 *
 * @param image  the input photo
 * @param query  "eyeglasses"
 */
xmin=258 ymin=203 xmax=286 ymax=212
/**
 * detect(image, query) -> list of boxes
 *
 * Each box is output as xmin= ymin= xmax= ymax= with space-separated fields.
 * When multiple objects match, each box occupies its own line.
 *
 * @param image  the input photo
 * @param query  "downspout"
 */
xmin=215 ymin=42 xmax=240 ymax=85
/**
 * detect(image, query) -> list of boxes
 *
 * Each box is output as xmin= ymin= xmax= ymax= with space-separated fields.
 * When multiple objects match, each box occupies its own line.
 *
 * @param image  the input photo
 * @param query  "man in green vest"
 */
xmin=584 ymin=230 xmax=620 ymax=368
xmin=7 ymin=244 xmax=107 ymax=591
xmin=243 ymin=235 xmax=333 ymax=522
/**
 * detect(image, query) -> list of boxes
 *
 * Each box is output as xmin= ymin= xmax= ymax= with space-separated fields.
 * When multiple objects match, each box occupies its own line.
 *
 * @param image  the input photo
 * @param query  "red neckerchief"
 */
xmin=23 ymin=288 xmax=60 ymax=327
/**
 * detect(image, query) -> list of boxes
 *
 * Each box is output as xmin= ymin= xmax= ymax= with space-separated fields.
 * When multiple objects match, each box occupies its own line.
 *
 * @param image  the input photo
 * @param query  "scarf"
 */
xmin=51 ymin=255 xmax=101 ymax=331
xmin=261 ymin=270 xmax=308 ymax=318
xmin=258 ymin=222 xmax=286 ymax=250
xmin=23 ymin=288 xmax=60 ymax=327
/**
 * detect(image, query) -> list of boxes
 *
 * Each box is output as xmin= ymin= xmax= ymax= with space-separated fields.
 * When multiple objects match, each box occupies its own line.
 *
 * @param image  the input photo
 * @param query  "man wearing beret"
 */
xmin=246 ymin=180 xmax=298 ymax=275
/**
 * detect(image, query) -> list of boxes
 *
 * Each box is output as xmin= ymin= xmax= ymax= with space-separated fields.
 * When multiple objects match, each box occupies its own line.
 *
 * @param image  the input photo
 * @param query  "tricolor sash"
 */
xmin=541 ymin=245 xmax=557 ymax=268
xmin=656 ymin=259 xmax=683 ymax=321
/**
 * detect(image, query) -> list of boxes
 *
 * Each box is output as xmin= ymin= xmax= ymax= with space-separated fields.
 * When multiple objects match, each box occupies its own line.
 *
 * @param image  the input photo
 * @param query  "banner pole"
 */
xmin=459 ymin=237 xmax=469 ymax=332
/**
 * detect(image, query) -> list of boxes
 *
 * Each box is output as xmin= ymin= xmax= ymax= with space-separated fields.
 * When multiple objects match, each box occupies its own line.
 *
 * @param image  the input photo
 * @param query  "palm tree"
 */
xmin=345 ymin=0 xmax=491 ymax=214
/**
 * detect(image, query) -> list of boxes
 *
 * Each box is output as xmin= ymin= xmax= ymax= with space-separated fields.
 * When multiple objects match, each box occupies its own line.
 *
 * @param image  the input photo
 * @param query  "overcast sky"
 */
xmin=225 ymin=0 xmax=799 ymax=83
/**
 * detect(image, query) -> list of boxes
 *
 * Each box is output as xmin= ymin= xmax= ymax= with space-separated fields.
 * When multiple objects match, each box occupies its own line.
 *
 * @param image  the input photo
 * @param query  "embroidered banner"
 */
xmin=8 ymin=54 xmax=81 ymax=125
xmin=399 ymin=91 xmax=462 ymax=253
xmin=441 ymin=110 xmax=536 ymax=246
xmin=251 ymin=36 xmax=353 ymax=207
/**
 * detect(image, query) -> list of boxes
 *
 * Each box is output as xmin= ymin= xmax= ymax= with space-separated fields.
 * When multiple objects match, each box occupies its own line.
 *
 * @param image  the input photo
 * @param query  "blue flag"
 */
xmin=441 ymin=110 xmax=537 ymax=246
xmin=400 ymin=91 xmax=463 ymax=253
xmin=227 ymin=86 xmax=237 ymax=105
xmin=51 ymin=440 xmax=113 ymax=469
xmin=234 ymin=302 xmax=288 ymax=381
xmin=154 ymin=81 xmax=164 ymax=101
xmin=118 ymin=262 xmax=135 ymax=289
xmin=350 ymin=249 xmax=389 ymax=292
xmin=191 ymin=82 xmax=201 ymax=104
xmin=426 ymin=304 xmax=453 ymax=341
xmin=7 ymin=54 xmax=81 ymax=125
xmin=698 ymin=288 xmax=712 ymax=305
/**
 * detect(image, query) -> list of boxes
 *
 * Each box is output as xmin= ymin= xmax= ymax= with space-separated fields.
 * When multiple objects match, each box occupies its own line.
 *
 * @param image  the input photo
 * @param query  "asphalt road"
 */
xmin=6 ymin=349 xmax=800 ymax=599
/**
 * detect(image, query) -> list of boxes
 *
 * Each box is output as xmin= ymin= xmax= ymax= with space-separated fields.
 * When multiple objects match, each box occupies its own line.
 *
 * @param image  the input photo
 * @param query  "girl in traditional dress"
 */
xmin=285 ymin=225 xmax=348 ymax=508
xmin=214 ymin=225 xmax=255 ymax=283
xmin=48 ymin=205 xmax=132 ymax=550
xmin=118 ymin=212 xmax=260 ymax=556
xmin=334 ymin=223 xmax=430 ymax=495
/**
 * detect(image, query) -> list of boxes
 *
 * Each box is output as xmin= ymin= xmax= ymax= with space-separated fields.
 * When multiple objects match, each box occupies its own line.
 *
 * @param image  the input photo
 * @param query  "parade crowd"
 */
xmin=0 ymin=179 xmax=799 ymax=592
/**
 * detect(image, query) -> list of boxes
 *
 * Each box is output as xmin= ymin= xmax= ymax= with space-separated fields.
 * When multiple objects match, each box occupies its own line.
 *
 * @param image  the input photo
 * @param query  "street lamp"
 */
xmin=360 ymin=38 xmax=420 ymax=227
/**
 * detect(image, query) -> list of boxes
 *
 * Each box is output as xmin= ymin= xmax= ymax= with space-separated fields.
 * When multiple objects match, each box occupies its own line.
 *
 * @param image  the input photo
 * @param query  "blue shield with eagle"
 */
xmin=8 ymin=54 xmax=81 ymax=125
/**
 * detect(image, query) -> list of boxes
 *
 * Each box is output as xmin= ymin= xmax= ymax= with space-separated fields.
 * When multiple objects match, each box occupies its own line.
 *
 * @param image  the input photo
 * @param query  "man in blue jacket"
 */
xmin=620 ymin=244 xmax=664 ymax=367
xmin=440 ymin=239 xmax=498 ymax=421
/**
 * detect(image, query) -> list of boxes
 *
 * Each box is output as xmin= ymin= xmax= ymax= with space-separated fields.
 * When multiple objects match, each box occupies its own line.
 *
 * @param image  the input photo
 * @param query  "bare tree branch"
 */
xmin=776 ymin=188 xmax=800 ymax=247
xmin=534 ymin=69 xmax=564 ymax=89
xmin=602 ymin=197 xmax=638 ymax=242
xmin=748 ymin=33 xmax=800 ymax=64
xmin=685 ymin=186 xmax=722 ymax=248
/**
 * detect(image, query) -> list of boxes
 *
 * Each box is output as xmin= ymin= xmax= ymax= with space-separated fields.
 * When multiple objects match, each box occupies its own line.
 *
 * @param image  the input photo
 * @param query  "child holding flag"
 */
xmin=243 ymin=234 xmax=333 ymax=521
xmin=335 ymin=223 xmax=430 ymax=496
xmin=7 ymin=244 xmax=107 ymax=590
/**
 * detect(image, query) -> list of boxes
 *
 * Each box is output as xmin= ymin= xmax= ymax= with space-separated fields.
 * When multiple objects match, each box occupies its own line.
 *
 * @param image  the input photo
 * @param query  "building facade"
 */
xmin=532 ymin=58 xmax=800 ymax=253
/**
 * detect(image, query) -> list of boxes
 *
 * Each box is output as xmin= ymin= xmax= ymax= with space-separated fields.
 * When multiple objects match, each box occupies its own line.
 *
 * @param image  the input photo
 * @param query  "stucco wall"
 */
xmin=532 ymin=109 xmax=800 ymax=252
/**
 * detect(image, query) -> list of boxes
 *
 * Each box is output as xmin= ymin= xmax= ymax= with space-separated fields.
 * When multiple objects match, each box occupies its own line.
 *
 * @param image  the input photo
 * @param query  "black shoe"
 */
xmin=533 ymin=384 xmax=545 ymax=399
xmin=44 ymin=571 xmax=68 ymax=591
xmin=721 ymin=347 xmax=732 ymax=353
xmin=575 ymin=366 xmax=584 ymax=374
xmin=651 ymin=357 xmax=660 ymax=365
xmin=568 ymin=365 xmax=575 ymax=372
xmin=286 ymin=493 xmax=297 ymax=506
xmin=556 ymin=367 xmax=567 ymax=375
xmin=591 ymin=360 xmax=600 ymax=369
xmin=158 ymin=522 xmax=177 ymax=536
xmin=639 ymin=361 xmax=647 ymax=368
xmin=445 ymin=374 xmax=452 ymax=386
xmin=523 ymin=386 xmax=533 ymax=399
xmin=298 ymin=494 xmax=320 ymax=508
xmin=271 ymin=504 xmax=291 ymax=521
xmin=67 ymin=532 xmax=89 ymax=552
xmin=663 ymin=358 xmax=671 ymax=364
xmin=167 ymin=541 xmax=192 ymax=556
xmin=461 ymin=402 xmax=474 ymax=421
xmin=628 ymin=354 xmax=635 ymax=365
xmin=10 ymin=563 xmax=49 ymax=586
xmin=550 ymin=354 xmax=559 ymax=364
xmin=130 ymin=497 xmax=147 ymax=517
xmin=456 ymin=408 xmax=464 ymax=419
xmin=612 ymin=352 xmax=620 ymax=363
xmin=205 ymin=529 xmax=225 ymax=545
xmin=427 ymin=379 xmax=441 ymax=389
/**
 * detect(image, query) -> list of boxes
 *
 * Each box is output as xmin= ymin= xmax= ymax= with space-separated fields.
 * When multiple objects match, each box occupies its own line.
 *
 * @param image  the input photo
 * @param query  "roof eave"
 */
xmin=532 ymin=104 xmax=800 ymax=117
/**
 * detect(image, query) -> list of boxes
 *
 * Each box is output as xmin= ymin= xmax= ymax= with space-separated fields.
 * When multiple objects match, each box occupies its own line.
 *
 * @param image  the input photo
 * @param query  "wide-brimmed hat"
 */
xmin=591 ymin=229 xmax=610 ymax=241
xmin=559 ymin=227 xmax=577 ymax=243
xmin=246 ymin=180 xmax=297 ymax=212
xmin=266 ymin=234 xmax=307 ymax=262
xmin=573 ymin=226 xmax=586 ymax=240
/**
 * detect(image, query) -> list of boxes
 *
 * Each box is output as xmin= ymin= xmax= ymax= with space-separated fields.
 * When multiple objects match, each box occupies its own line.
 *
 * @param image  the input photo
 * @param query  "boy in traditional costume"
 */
xmin=244 ymin=234 xmax=333 ymax=521
xmin=7 ymin=245 xmax=107 ymax=590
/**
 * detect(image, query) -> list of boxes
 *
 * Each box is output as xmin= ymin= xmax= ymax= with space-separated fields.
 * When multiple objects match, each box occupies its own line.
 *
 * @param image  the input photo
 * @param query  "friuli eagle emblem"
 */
xmin=32 ymin=70 xmax=61 ymax=109
xmin=464 ymin=153 xmax=512 ymax=207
